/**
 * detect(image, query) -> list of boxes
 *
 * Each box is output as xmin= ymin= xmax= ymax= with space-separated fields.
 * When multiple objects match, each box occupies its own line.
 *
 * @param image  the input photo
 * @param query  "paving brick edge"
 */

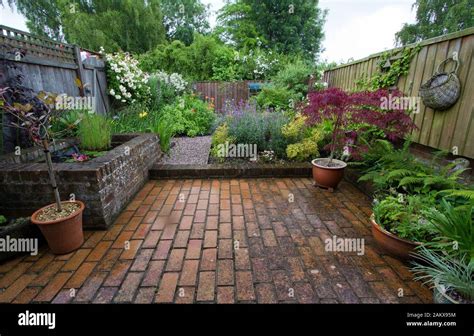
xmin=150 ymin=163 xmax=313 ymax=179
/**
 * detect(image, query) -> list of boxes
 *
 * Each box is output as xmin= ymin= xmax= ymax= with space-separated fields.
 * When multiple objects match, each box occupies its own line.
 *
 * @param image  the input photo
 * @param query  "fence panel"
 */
xmin=0 ymin=25 xmax=110 ymax=115
xmin=193 ymin=80 xmax=266 ymax=112
xmin=322 ymin=27 xmax=474 ymax=158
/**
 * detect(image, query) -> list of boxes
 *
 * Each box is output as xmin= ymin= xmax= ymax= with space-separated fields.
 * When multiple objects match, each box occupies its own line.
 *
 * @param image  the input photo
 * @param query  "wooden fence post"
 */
xmin=73 ymin=45 xmax=85 ymax=97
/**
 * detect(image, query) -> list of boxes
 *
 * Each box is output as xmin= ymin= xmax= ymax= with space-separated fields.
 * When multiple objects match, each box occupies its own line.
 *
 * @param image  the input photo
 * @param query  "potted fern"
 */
xmin=371 ymin=194 xmax=437 ymax=259
xmin=0 ymin=84 xmax=85 ymax=255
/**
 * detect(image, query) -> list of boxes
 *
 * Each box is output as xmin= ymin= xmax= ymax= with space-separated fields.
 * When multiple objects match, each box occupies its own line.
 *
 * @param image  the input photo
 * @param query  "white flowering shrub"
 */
xmin=101 ymin=47 xmax=150 ymax=105
xmin=151 ymin=71 xmax=188 ymax=94
xmin=147 ymin=70 xmax=188 ymax=109
xmin=236 ymin=49 xmax=279 ymax=80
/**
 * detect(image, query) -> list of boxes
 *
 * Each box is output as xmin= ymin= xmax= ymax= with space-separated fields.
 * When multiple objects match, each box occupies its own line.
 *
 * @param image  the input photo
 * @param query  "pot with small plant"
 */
xmin=411 ymin=200 xmax=473 ymax=304
xmin=371 ymin=194 xmax=438 ymax=259
xmin=0 ymin=76 xmax=85 ymax=254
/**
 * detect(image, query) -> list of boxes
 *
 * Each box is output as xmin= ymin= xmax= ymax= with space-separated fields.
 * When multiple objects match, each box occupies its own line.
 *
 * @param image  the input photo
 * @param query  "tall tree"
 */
xmin=396 ymin=0 xmax=474 ymax=45
xmin=161 ymin=0 xmax=210 ymax=45
xmin=6 ymin=0 xmax=167 ymax=53
xmin=216 ymin=0 xmax=326 ymax=59
xmin=214 ymin=2 xmax=265 ymax=50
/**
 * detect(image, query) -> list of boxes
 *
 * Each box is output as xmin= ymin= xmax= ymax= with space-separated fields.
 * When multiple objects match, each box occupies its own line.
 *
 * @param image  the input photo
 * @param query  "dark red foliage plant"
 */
xmin=303 ymin=87 xmax=416 ymax=163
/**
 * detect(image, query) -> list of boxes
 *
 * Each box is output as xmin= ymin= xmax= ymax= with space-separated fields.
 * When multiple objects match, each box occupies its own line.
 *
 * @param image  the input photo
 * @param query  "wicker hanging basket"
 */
xmin=419 ymin=57 xmax=461 ymax=111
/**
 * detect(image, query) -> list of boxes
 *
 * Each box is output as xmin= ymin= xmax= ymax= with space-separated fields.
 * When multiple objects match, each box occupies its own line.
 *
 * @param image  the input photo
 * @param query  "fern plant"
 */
xmin=359 ymin=140 xmax=469 ymax=195
xmin=373 ymin=194 xmax=438 ymax=243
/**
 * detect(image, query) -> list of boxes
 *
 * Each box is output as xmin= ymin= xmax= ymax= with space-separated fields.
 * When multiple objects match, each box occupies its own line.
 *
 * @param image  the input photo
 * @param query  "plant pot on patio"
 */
xmin=31 ymin=201 xmax=85 ymax=255
xmin=311 ymin=158 xmax=347 ymax=189
xmin=370 ymin=215 xmax=421 ymax=260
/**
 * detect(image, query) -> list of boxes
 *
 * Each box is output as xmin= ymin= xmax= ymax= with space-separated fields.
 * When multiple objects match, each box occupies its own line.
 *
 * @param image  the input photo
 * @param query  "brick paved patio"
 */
xmin=0 ymin=178 xmax=433 ymax=303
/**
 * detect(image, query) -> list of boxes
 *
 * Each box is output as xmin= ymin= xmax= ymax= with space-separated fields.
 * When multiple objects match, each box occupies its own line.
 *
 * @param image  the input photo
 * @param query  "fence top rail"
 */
xmin=326 ymin=26 xmax=474 ymax=72
xmin=0 ymin=25 xmax=75 ymax=52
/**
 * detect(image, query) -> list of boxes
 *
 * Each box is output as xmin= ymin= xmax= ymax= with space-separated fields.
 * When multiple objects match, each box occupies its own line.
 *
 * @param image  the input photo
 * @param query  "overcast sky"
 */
xmin=0 ymin=0 xmax=417 ymax=63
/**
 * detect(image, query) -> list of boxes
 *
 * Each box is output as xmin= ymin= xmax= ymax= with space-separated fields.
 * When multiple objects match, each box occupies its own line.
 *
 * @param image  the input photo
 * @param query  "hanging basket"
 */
xmin=419 ymin=57 xmax=461 ymax=111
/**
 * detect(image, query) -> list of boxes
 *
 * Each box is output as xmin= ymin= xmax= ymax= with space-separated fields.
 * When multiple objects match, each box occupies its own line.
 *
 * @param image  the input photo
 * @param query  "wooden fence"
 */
xmin=323 ymin=27 xmax=474 ymax=159
xmin=193 ymin=80 xmax=266 ymax=112
xmin=0 ymin=25 xmax=110 ymax=115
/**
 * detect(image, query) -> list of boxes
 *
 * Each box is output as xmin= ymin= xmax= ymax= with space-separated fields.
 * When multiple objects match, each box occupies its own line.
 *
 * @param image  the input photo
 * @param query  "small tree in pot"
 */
xmin=304 ymin=87 xmax=416 ymax=189
xmin=0 ymin=76 xmax=85 ymax=254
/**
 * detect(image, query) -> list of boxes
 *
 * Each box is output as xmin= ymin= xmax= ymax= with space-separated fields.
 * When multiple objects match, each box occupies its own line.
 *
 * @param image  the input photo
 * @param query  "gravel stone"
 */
xmin=159 ymin=136 xmax=211 ymax=165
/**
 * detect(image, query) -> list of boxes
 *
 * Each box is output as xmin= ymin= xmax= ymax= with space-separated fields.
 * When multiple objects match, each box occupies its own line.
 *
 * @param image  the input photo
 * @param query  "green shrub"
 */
xmin=210 ymin=123 xmax=236 ymax=162
xmin=255 ymin=84 xmax=294 ymax=111
xmin=50 ymin=109 xmax=84 ymax=138
xmin=78 ymin=113 xmax=112 ymax=151
xmin=0 ymin=215 xmax=7 ymax=226
xmin=111 ymin=105 xmax=160 ymax=134
xmin=151 ymin=118 xmax=175 ymax=153
xmin=147 ymin=77 xmax=178 ymax=111
xmin=272 ymin=58 xmax=315 ymax=97
xmin=281 ymin=113 xmax=322 ymax=162
xmin=160 ymin=95 xmax=216 ymax=137
xmin=373 ymin=194 xmax=438 ymax=243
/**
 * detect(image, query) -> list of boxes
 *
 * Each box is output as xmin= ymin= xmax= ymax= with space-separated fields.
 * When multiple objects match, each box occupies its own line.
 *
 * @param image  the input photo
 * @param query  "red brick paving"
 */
xmin=0 ymin=178 xmax=433 ymax=304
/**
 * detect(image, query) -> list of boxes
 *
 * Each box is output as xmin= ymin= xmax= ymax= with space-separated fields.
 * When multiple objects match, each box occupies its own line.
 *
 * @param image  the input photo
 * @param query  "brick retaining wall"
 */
xmin=0 ymin=134 xmax=161 ymax=229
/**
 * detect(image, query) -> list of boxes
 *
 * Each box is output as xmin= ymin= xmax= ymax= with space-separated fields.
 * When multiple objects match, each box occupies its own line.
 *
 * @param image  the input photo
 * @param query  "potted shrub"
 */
xmin=371 ymin=194 xmax=437 ymax=259
xmin=304 ymin=88 xmax=416 ymax=189
xmin=0 ymin=83 xmax=85 ymax=255
xmin=412 ymin=200 xmax=473 ymax=304
xmin=304 ymin=88 xmax=351 ymax=188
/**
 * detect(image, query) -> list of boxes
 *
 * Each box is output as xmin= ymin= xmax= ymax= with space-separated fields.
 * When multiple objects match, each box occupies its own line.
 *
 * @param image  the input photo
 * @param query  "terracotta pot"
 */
xmin=311 ymin=158 xmax=347 ymax=189
xmin=370 ymin=215 xmax=421 ymax=260
xmin=31 ymin=201 xmax=85 ymax=255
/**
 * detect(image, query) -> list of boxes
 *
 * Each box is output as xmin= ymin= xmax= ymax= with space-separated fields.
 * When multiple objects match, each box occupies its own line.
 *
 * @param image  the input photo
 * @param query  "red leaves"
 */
xmin=304 ymin=88 xmax=416 ymax=141
xmin=303 ymin=87 xmax=417 ymax=158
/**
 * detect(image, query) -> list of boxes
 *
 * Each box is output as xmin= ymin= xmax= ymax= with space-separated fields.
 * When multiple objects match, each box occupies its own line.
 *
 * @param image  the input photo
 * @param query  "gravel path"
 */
xmin=159 ymin=136 xmax=212 ymax=165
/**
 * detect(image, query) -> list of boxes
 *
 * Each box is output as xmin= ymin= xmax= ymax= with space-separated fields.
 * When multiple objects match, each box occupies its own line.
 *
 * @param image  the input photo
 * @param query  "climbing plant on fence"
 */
xmin=355 ymin=45 xmax=421 ymax=91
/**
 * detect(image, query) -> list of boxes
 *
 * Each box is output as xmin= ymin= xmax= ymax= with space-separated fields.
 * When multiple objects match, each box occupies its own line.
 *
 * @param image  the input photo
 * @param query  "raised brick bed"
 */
xmin=0 ymin=134 xmax=161 ymax=229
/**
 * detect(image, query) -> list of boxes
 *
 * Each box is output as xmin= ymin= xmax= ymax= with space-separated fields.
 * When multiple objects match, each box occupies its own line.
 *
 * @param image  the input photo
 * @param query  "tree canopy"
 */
xmin=6 ymin=0 xmax=168 ymax=53
xmin=161 ymin=0 xmax=210 ymax=46
xmin=396 ymin=0 xmax=474 ymax=45
xmin=216 ymin=0 xmax=326 ymax=59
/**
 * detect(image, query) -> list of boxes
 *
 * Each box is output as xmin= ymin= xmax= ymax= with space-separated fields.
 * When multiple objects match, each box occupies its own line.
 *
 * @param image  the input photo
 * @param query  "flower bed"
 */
xmin=0 ymin=134 xmax=161 ymax=229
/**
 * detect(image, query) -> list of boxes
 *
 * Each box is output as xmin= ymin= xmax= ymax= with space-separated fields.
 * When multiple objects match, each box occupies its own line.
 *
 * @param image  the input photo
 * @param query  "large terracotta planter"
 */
xmin=31 ymin=201 xmax=85 ymax=255
xmin=311 ymin=158 xmax=347 ymax=189
xmin=370 ymin=215 xmax=421 ymax=260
